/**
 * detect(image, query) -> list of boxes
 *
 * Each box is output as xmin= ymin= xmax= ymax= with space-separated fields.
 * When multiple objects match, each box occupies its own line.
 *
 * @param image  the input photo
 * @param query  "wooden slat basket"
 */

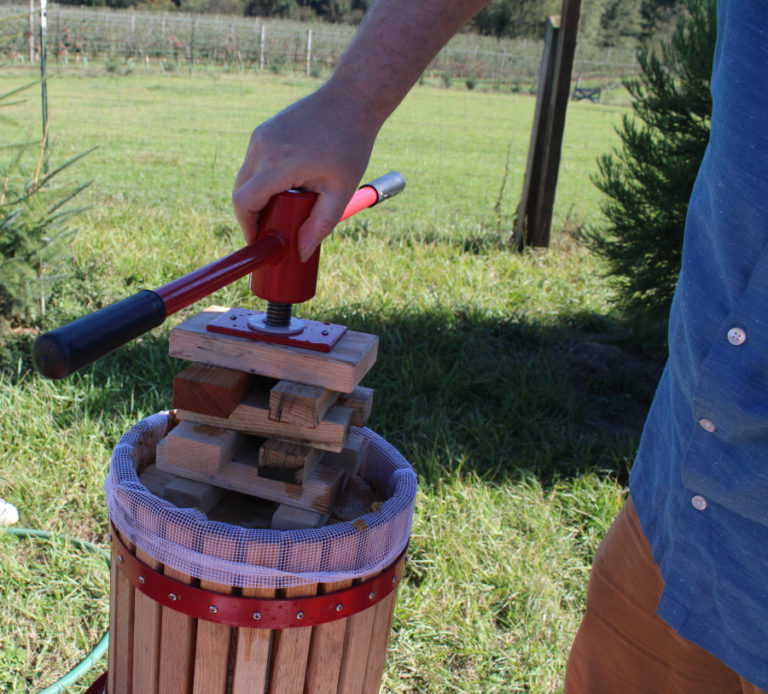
xmin=102 ymin=413 xmax=417 ymax=694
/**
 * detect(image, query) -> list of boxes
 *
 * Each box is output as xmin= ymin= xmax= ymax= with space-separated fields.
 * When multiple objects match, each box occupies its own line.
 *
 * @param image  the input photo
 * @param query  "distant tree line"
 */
xmin=52 ymin=0 xmax=684 ymax=47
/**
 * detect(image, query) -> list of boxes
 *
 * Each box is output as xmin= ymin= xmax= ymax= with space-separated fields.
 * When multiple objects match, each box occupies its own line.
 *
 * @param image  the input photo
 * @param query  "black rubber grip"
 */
xmin=366 ymin=171 xmax=406 ymax=204
xmin=32 ymin=289 xmax=167 ymax=380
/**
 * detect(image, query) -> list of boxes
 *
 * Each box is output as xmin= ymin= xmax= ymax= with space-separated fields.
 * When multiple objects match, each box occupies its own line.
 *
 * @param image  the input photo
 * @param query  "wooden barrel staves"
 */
xmin=101 ymin=413 xmax=416 ymax=694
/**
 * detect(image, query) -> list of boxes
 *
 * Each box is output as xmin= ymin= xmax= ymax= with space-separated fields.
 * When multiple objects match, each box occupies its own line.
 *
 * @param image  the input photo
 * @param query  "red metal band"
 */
xmin=111 ymin=526 xmax=406 ymax=629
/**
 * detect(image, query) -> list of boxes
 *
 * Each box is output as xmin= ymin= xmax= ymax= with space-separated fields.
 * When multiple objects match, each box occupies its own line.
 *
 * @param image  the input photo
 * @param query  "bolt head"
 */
xmin=118 ymin=555 xmax=124 ymax=564
xmin=168 ymin=593 xmax=177 ymax=601
xmin=336 ymin=603 xmax=343 ymax=612
xmin=209 ymin=605 xmax=218 ymax=614
xmin=296 ymin=611 xmax=305 ymax=620
xmin=138 ymin=575 xmax=145 ymax=585
xmin=253 ymin=612 xmax=261 ymax=620
xmin=368 ymin=591 xmax=376 ymax=600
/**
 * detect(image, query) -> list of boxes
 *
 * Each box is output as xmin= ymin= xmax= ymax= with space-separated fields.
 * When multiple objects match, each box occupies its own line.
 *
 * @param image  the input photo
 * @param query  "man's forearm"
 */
xmin=325 ymin=0 xmax=492 ymax=127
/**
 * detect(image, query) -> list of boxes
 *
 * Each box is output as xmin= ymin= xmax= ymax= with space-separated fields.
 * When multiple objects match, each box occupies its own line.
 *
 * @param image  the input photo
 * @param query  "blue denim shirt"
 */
xmin=629 ymin=2 xmax=768 ymax=688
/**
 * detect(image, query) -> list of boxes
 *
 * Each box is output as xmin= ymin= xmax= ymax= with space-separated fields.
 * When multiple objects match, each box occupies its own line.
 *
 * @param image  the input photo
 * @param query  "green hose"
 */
xmin=2 ymin=527 xmax=110 ymax=694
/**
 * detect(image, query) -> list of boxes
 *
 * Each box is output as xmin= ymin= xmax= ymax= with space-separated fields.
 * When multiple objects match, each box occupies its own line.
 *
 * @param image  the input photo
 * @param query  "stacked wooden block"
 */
xmin=139 ymin=306 xmax=383 ymax=530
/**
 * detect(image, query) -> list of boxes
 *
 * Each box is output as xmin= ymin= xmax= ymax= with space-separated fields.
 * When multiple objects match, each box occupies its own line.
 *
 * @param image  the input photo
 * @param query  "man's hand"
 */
xmin=232 ymin=0 xmax=491 ymax=258
xmin=232 ymin=83 xmax=379 ymax=261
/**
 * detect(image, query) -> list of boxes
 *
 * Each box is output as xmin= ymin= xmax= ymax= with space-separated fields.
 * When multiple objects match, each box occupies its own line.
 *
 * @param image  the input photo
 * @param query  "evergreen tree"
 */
xmin=582 ymin=0 xmax=716 ymax=355
xmin=598 ymin=0 xmax=643 ymax=47
xmin=472 ymin=0 xmax=560 ymax=39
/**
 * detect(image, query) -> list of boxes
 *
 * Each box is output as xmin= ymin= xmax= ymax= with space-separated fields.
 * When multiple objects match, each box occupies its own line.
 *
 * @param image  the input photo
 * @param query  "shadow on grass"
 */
xmin=327 ymin=306 xmax=664 ymax=488
xmin=2 ymin=305 xmax=664 ymax=488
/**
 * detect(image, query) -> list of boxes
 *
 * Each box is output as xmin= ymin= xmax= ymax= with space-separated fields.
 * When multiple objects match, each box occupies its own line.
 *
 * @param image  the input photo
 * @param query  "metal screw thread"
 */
xmin=265 ymin=302 xmax=293 ymax=327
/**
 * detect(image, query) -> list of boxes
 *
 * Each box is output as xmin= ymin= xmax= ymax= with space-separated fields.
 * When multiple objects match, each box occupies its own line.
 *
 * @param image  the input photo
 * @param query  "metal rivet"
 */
xmin=335 ymin=603 xmax=343 ymax=612
xmin=368 ymin=591 xmax=376 ymax=600
xmin=296 ymin=611 xmax=305 ymax=620
xmin=392 ymin=574 xmax=398 ymax=584
xmin=253 ymin=612 xmax=261 ymax=620
xmin=138 ymin=576 xmax=145 ymax=585
xmin=118 ymin=555 xmax=124 ymax=564
xmin=321 ymin=329 xmax=329 ymax=336
xmin=168 ymin=593 xmax=177 ymax=601
xmin=209 ymin=605 xmax=218 ymax=614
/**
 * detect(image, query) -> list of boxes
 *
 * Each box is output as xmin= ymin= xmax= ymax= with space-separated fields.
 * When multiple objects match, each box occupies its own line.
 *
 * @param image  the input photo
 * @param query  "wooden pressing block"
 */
xmin=138 ymin=464 xmax=177 ymax=498
xmin=258 ymin=439 xmax=323 ymax=484
xmin=337 ymin=386 xmax=374 ymax=428
xmin=156 ymin=438 xmax=345 ymax=513
xmin=268 ymin=380 xmax=338 ymax=428
xmin=164 ymin=420 xmax=245 ymax=475
xmin=163 ymin=476 xmax=226 ymax=513
xmin=207 ymin=491 xmax=276 ymax=529
xmin=271 ymin=504 xmax=324 ymax=530
xmin=175 ymin=387 xmax=351 ymax=454
xmin=169 ymin=306 xmax=378 ymax=394
xmin=172 ymin=362 xmax=257 ymax=419
xmin=321 ymin=433 xmax=365 ymax=482
xmin=331 ymin=475 xmax=384 ymax=523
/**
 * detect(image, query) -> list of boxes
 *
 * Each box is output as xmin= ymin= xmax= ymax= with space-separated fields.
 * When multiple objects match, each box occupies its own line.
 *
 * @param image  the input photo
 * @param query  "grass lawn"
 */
xmin=0 ymin=64 xmax=661 ymax=693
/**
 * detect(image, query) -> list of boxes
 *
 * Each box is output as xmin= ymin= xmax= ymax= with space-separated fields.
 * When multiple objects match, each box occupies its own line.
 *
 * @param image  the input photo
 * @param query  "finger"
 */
xmin=297 ymin=190 xmax=351 ymax=262
xmin=232 ymin=172 xmax=290 ymax=245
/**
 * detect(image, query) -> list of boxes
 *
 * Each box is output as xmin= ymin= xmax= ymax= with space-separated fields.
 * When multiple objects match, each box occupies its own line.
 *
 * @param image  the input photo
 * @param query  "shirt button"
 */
xmin=727 ymin=327 xmax=747 ymax=346
xmin=699 ymin=418 xmax=717 ymax=433
xmin=692 ymin=495 xmax=708 ymax=511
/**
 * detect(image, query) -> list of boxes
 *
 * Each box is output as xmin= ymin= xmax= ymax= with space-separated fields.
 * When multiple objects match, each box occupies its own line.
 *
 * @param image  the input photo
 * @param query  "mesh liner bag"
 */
xmin=105 ymin=412 xmax=417 ymax=589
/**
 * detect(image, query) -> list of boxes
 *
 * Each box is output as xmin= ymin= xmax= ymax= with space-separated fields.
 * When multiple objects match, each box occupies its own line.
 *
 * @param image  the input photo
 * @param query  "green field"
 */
xmin=0 ymin=65 xmax=660 ymax=693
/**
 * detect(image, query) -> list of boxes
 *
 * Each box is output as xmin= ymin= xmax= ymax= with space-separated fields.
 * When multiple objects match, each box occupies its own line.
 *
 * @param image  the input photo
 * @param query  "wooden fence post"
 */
xmin=260 ymin=23 xmax=266 ymax=70
xmin=514 ymin=0 xmax=582 ymax=249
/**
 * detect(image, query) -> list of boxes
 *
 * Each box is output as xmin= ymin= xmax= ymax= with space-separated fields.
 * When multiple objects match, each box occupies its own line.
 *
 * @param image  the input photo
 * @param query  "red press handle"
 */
xmin=32 ymin=172 xmax=405 ymax=379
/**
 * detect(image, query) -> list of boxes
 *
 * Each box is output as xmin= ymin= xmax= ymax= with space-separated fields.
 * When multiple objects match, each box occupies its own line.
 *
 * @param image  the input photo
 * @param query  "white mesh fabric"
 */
xmin=105 ymin=412 xmax=417 ymax=588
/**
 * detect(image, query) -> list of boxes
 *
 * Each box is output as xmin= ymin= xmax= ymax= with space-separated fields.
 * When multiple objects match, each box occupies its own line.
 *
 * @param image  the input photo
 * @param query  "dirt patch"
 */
xmin=558 ymin=334 xmax=665 ymax=437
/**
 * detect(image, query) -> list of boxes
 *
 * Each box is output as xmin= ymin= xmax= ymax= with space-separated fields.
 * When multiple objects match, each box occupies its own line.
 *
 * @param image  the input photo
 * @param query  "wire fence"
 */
xmin=1 ymin=4 xmax=640 ymax=92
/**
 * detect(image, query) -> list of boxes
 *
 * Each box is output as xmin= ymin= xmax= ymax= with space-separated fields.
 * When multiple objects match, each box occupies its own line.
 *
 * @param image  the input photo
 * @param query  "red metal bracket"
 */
xmin=206 ymin=308 xmax=347 ymax=353
xmin=112 ymin=526 xmax=406 ymax=629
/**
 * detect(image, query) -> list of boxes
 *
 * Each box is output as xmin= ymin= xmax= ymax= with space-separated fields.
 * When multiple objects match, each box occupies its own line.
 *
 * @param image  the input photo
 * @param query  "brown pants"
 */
xmin=564 ymin=497 xmax=765 ymax=694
